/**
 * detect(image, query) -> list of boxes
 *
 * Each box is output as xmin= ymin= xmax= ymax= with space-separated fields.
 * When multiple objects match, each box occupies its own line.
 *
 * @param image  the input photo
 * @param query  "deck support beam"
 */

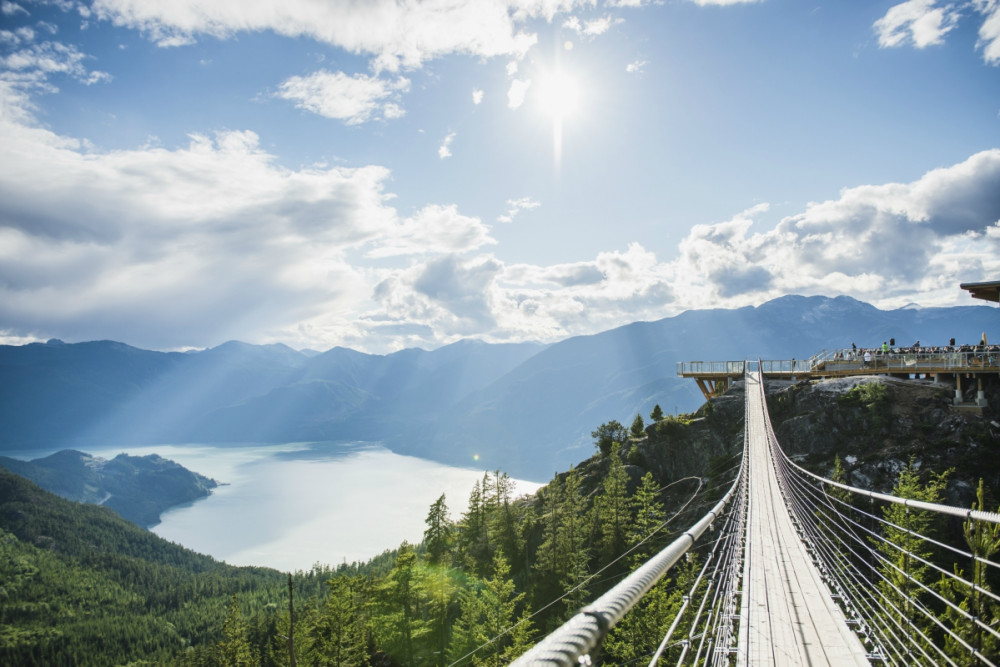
xmin=695 ymin=376 xmax=732 ymax=402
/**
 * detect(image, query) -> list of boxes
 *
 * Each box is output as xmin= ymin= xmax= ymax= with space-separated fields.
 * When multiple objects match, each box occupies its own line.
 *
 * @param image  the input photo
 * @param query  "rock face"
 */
xmin=765 ymin=375 xmax=1000 ymax=507
xmin=0 ymin=450 xmax=218 ymax=527
xmin=570 ymin=374 xmax=1000 ymax=513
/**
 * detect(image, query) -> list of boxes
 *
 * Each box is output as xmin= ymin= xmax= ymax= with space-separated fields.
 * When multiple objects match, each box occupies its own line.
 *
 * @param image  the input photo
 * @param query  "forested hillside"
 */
xmin=3 ymin=372 xmax=998 ymax=664
xmin=0 ymin=468 xmax=289 ymax=665
xmin=0 ymin=450 xmax=217 ymax=527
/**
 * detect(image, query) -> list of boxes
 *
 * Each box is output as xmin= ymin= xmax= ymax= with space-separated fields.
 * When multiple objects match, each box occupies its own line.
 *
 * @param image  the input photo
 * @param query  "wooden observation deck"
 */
xmin=678 ymin=347 xmax=1000 ymax=404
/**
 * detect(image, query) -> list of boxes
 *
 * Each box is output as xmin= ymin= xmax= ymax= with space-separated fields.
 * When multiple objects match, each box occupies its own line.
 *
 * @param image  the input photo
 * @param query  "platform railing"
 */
xmin=678 ymin=348 xmax=999 ymax=378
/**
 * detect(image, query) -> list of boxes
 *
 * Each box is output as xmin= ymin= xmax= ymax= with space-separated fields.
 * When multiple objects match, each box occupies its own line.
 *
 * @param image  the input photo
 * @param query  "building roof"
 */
xmin=960 ymin=280 xmax=1000 ymax=303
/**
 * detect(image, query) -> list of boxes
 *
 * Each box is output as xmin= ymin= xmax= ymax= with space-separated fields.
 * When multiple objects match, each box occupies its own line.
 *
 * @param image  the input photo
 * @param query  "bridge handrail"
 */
xmin=775 ymin=441 xmax=1000 ymax=525
xmin=509 ymin=456 xmax=745 ymax=666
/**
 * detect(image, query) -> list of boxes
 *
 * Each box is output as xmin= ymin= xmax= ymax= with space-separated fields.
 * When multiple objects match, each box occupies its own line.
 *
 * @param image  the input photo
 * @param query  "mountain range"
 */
xmin=1 ymin=294 xmax=996 ymax=478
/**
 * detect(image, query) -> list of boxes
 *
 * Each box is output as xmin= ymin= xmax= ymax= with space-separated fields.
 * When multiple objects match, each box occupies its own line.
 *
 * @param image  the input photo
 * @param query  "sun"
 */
xmin=535 ymin=68 xmax=581 ymax=122
xmin=535 ymin=66 xmax=583 ymax=168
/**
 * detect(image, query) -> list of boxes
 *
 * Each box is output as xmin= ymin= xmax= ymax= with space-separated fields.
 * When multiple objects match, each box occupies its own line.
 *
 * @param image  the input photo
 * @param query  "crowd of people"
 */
xmin=830 ymin=335 xmax=998 ymax=367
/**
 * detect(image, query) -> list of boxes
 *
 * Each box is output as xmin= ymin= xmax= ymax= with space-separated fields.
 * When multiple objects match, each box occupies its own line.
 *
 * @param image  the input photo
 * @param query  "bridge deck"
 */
xmin=738 ymin=371 xmax=870 ymax=666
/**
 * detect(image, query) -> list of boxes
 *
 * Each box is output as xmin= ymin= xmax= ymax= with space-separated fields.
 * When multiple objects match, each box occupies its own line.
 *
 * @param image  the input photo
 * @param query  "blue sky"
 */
xmin=1 ymin=0 xmax=998 ymax=353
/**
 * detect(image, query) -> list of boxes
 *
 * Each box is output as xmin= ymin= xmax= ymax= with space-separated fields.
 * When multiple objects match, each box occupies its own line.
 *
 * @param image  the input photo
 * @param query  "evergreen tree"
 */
xmin=939 ymin=479 xmax=1000 ymax=664
xmin=630 ymin=413 xmax=645 ymax=439
xmin=448 ymin=551 xmax=530 ymax=666
xmin=502 ymin=608 xmax=536 ymax=664
xmin=627 ymin=472 xmax=665 ymax=566
xmin=375 ymin=543 xmax=429 ymax=666
xmin=424 ymin=493 xmax=454 ymax=566
xmin=532 ymin=466 xmax=591 ymax=625
xmin=602 ymin=555 xmax=700 ymax=664
xmin=595 ymin=443 xmax=631 ymax=570
xmin=457 ymin=478 xmax=492 ymax=577
xmin=532 ymin=474 xmax=564 ymax=603
xmin=424 ymin=564 xmax=458 ymax=667
xmin=875 ymin=459 xmax=950 ymax=652
xmin=591 ymin=420 xmax=628 ymax=456
xmin=217 ymin=594 xmax=255 ymax=666
xmin=488 ymin=471 xmax=524 ymax=576
xmin=650 ymin=404 xmax=664 ymax=422
xmin=303 ymin=575 xmax=368 ymax=666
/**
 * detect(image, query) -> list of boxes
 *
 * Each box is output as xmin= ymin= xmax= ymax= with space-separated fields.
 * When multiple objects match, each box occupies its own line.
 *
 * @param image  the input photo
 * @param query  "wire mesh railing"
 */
xmin=509 ymin=431 xmax=748 ymax=666
xmin=755 ymin=369 xmax=1000 ymax=666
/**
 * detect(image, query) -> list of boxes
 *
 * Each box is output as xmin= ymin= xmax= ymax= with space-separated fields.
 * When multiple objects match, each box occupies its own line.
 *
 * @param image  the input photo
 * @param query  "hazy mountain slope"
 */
xmin=0 ymin=336 xmax=545 ymax=451
xmin=0 ymin=340 xmax=184 ymax=448
xmin=416 ymin=295 xmax=999 ymax=477
xmin=0 ymin=295 xmax=994 ymax=480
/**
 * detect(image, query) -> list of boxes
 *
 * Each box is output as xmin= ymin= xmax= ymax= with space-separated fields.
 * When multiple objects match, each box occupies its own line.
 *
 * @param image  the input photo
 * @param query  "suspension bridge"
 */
xmin=511 ymin=365 xmax=1000 ymax=666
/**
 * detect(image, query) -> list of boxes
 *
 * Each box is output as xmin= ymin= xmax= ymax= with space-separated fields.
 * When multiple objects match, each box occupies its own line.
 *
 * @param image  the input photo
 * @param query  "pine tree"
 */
xmin=591 ymin=420 xmax=628 ymax=456
xmin=650 ymin=404 xmax=664 ymax=422
xmin=375 ymin=543 xmax=429 ymax=666
xmin=425 ymin=564 xmax=458 ymax=667
xmin=630 ymin=413 xmax=645 ymax=438
xmin=939 ymin=479 xmax=1000 ymax=664
xmin=487 ymin=471 xmax=524 ymax=578
xmin=304 ymin=575 xmax=368 ymax=666
xmin=532 ymin=474 xmax=564 ymax=603
xmin=628 ymin=472 xmax=665 ymax=566
xmin=532 ymin=467 xmax=591 ymax=626
xmin=424 ymin=493 xmax=454 ymax=566
xmin=556 ymin=468 xmax=591 ymax=620
xmin=217 ymin=594 xmax=255 ymax=666
xmin=448 ymin=551 xmax=529 ymax=666
xmin=601 ymin=554 xmax=699 ymax=663
xmin=457 ymin=478 xmax=492 ymax=577
xmin=595 ymin=443 xmax=631 ymax=569
xmin=875 ymin=459 xmax=950 ymax=652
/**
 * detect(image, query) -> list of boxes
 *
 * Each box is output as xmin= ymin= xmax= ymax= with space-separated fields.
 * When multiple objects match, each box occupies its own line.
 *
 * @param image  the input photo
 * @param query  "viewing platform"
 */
xmin=678 ymin=346 xmax=1000 ymax=404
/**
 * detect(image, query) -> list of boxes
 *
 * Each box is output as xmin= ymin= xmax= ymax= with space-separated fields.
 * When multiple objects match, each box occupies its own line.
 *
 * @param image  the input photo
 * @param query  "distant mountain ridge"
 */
xmin=1 ymin=295 xmax=996 ymax=478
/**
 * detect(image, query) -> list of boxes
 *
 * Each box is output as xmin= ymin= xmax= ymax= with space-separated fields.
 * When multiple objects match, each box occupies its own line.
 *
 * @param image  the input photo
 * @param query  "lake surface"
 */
xmin=84 ymin=442 xmax=544 ymax=572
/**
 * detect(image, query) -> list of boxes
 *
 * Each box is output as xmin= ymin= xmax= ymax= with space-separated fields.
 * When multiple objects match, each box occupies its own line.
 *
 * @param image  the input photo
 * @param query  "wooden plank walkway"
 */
xmin=737 ymin=370 xmax=870 ymax=666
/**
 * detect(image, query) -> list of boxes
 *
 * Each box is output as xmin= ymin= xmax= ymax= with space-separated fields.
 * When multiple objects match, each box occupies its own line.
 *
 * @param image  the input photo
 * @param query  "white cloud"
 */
xmin=91 ymin=0 xmax=542 ymax=70
xmin=672 ymin=151 xmax=1000 ymax=307
xmin=0 ymin=83 xmax=400 ymax=349
xmin=373 ymin=254 xmax=503 ymax=337
xmin=583 ymin=15 xmax=621 ymax=35
xmin=1 ymin=2 xmax=28 ymax=17
xmin=874 ymin=0 xmax=960 ymax=49
xmin=562 ymin=14 xmax=622 ymax=36
xmin=975 ymin=0 xmax=1000 ymax=64
xmin=626 ymin=59 xmax=647 ymax=73
xmin=507 ymin=78 xmax=530 ymax=108
xmin=438 ymin=131 xmax=456 ymax=159
xmin=277 ymin=70 xmax=409 ymax=124
xmin=1 ymin=40 xmax=112 ymax=90
xmin=561 ymin=16 xmax=581 ymax=33
xmin=685 ymin=0 xmax=760 ymax=5
xmin=506 ymin=60 xmax=519 ymax=77
xmin=497 ymin=196 xmax=541 ymax=223
xmin=472 ymin=87 xmax=484 ymax=104
xmin=366 ymin=204 xmax=496 ymax=259
xmin=361 ymin=150 xmax=1000 ymax=347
